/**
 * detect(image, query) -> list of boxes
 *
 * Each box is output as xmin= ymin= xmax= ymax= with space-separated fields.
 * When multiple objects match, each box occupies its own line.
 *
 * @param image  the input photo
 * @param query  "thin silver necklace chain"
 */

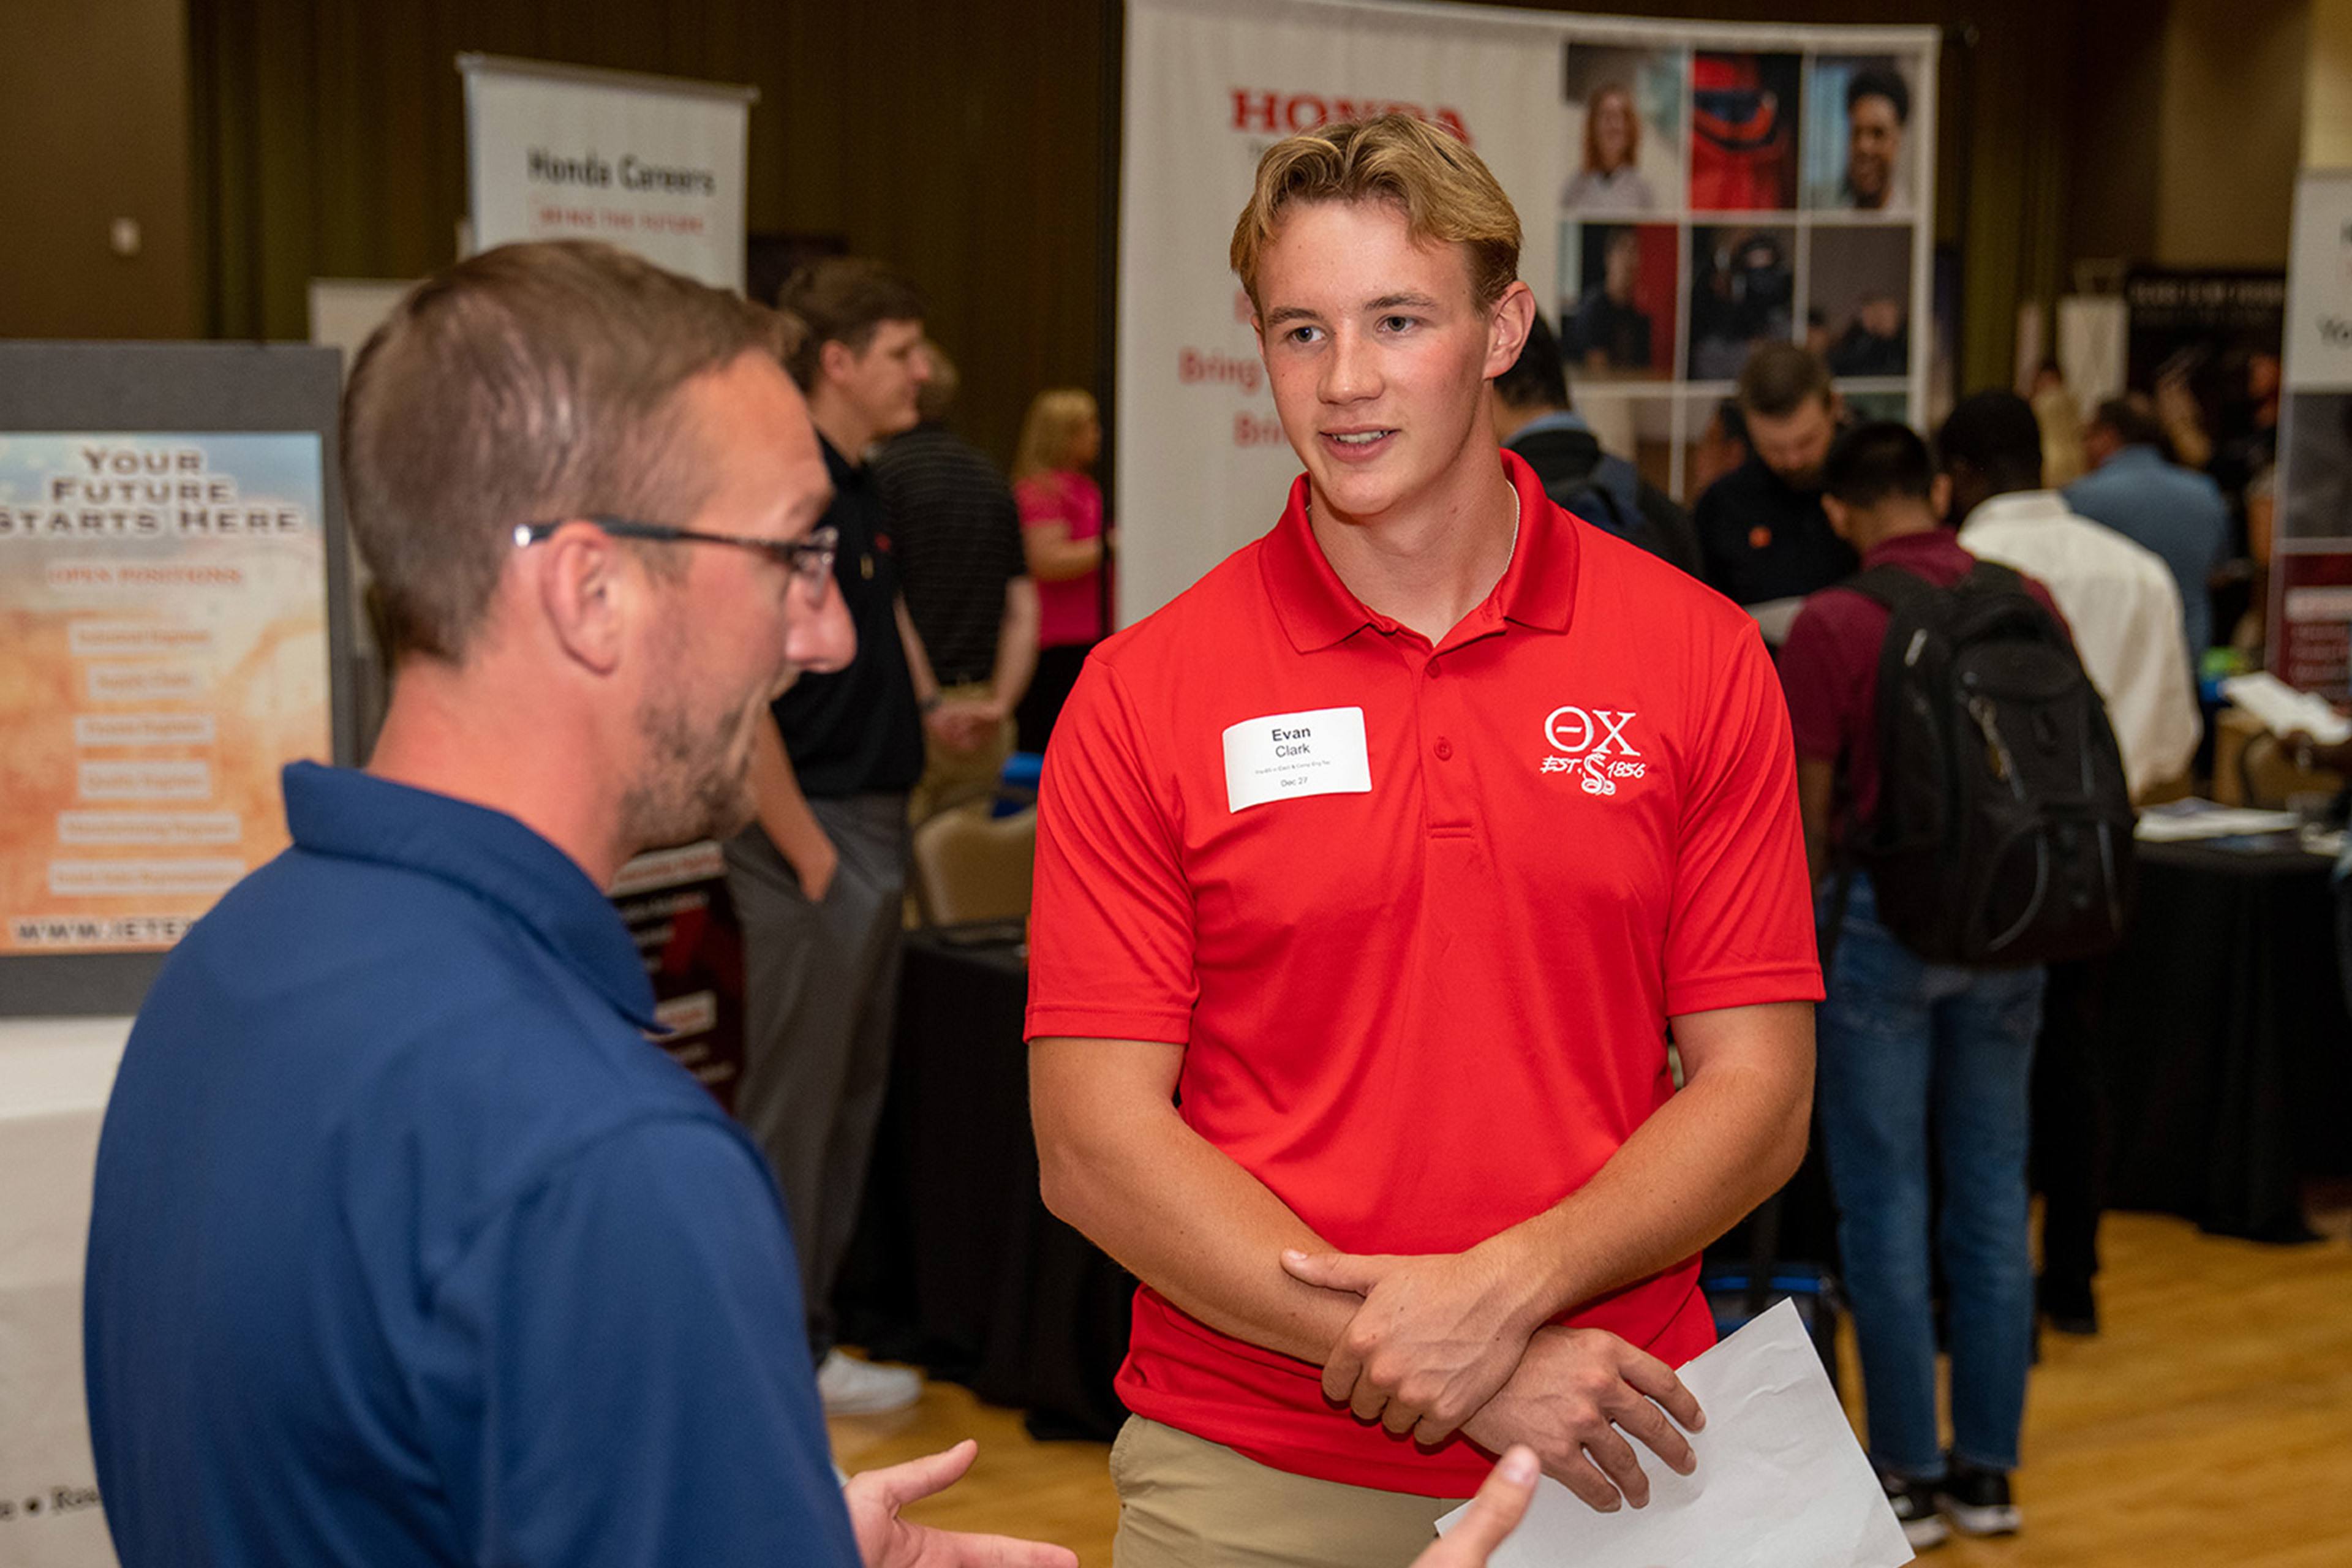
xmin=1307 ymin=486 xmax=1521 ymax=557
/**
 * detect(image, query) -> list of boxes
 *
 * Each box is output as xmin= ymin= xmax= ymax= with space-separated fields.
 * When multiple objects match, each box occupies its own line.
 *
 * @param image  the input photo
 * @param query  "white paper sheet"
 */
xmin=2221 ymin=673 xmax=2352 ymax=746
xmin=2133 ymin=801 xmax=2302 ymax=842
xmin=1434 ymin=1300 xmax=1913 ymax=1568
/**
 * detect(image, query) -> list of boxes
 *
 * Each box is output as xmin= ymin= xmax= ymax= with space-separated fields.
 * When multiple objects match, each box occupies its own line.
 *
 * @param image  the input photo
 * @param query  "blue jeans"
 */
xmin=1817 ymin=874 xmax=2045 ymax=1479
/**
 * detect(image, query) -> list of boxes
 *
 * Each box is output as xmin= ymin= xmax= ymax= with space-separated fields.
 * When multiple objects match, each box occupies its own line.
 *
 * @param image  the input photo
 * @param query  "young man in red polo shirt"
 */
xmin=1027 ymin=115 xmax=1822 ymax=1567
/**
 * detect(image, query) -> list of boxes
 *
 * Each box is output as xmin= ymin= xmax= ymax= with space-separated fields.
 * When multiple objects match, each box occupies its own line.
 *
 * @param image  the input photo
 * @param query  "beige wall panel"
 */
xmin=0 ymin=0 xmax=198 ymax=339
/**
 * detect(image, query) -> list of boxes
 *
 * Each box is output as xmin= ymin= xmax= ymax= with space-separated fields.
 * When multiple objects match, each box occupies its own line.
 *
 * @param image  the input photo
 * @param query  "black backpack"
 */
xmin=1835 ymin=560 xmax=2136 ymax=968
xmin=1546 ymin=454 xmax=1678 ymax=565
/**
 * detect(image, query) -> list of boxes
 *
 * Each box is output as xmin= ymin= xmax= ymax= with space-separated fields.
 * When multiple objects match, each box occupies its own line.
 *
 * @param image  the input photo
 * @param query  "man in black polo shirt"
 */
xmin=728 ymin=257 xmax=949 ymax=1415
xmin=870 ymin=341 xmax=1038 ymax=820
xmin=1692 ymin=341 xmax=1858 ymax=614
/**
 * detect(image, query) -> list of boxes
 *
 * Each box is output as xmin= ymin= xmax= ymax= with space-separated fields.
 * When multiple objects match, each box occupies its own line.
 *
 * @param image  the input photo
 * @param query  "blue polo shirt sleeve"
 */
xmin=409 ymin=1117 xmax=859 ymax=1567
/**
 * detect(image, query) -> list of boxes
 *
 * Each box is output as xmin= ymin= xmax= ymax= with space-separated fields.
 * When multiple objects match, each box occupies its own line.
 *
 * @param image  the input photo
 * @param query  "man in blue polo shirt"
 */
xmin=2065 ymin=396 xmax=2228 ymax=664
xmin=79 ymin=241 xmax=1079 ymax=1568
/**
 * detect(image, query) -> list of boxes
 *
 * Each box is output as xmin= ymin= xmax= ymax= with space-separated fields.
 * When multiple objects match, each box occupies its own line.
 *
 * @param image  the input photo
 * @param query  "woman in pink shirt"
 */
xmin=1012 ymin=388 xmax=1112 ymax=752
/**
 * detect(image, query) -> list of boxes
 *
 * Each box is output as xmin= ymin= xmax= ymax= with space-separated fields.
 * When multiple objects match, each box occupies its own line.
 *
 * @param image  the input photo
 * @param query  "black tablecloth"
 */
xmin=2099 ymin=837 xmax=2352 ymax=1242
xmin=835 ymin=927 xmax=1134 ymax=1440
xmin=837 ymin=848 xmax=2351 ymax=1435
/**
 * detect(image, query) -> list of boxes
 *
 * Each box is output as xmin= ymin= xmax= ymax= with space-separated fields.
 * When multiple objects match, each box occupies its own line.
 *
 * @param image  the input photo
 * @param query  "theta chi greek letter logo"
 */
xmin=1539 ymin=705 xmax=1646 ymax=796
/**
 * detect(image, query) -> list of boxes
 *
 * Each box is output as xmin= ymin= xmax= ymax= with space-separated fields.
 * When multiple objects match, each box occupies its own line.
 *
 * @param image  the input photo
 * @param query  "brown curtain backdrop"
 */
xmin=181 ymin=0 xmax=2174 ymax=466
xmin=184 ymin=0 xmax=1115 ymax=473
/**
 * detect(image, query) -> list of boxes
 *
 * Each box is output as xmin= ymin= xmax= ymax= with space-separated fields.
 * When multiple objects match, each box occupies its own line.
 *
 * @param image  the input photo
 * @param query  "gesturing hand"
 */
xmin=1410 ymin=1446 xmax=1540 ymax=1568
xmin=1459 ymin=1327 xmax=1703 ymax=1513
xmin=843 ymin=1441 xmax=1079 ymax=1568
xmin=1281 ymin=1245 xmax=1542 ymax=1445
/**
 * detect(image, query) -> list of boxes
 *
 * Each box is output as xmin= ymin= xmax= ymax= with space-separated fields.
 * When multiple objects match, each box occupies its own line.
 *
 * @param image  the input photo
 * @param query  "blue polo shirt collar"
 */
xmin=1258 ymin=449 xmax=1580 ymax=652
xmin=2106 ymin=444 xmax=2165 ymax=472
xmin=280 ymin=761 xmax=661 ymax=1030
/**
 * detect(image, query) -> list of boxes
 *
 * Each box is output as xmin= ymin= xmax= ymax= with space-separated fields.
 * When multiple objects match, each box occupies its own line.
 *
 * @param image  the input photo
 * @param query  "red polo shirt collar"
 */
xmin=1257 ymin=449 xmax=1581 ymax=653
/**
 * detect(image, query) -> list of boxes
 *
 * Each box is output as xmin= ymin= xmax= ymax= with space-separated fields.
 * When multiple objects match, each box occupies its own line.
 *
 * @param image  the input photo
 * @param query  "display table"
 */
xmin=0 ymin=1017 xmax=129 ymax=1567
xmin=2100 ymin=837 xmax=2352 ymax=1241
xmin=835 ymin=927 xmax=1134 ymax=1440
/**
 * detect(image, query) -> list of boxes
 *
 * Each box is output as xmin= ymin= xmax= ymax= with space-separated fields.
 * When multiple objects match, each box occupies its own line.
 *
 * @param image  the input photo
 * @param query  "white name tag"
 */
xmin=1222 ymin=706 xmax=1372 ymax=813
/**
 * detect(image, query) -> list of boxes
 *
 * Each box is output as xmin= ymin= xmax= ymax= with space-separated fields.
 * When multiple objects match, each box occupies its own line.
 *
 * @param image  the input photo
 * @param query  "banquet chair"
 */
xmin=909 ymin=790 xmax=1036 ymax=927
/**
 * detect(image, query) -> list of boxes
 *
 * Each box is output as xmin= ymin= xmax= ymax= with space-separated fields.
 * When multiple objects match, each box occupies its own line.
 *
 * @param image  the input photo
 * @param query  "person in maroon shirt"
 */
xmin=1777 ymin=421 xmax=2064 ymax=1552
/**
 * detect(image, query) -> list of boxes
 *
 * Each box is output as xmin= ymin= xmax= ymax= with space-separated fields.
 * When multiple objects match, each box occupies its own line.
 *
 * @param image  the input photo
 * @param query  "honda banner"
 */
xmin=1118 ymin=0 xmax=1937 ymax=620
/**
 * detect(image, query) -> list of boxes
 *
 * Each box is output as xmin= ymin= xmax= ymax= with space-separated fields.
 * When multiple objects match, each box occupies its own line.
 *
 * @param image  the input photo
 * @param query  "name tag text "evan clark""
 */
xmin=1221 ymin=706 xmax=1371 ymax=812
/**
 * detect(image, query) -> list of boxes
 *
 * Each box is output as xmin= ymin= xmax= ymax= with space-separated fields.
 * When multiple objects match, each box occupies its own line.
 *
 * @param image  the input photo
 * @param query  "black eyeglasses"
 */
xmin=513 ymin=516 xmax=838 ymax=596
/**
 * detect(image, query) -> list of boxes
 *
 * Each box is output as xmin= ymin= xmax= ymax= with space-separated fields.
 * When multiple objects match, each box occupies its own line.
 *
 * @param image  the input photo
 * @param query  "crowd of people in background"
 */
xmin=1577 ymin=326 xmax=2242 ymax=1552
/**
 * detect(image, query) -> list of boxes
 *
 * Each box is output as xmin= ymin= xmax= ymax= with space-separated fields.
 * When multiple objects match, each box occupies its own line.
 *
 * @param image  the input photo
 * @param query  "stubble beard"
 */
xmin=617 ymin=685 xmax=759 ymax=854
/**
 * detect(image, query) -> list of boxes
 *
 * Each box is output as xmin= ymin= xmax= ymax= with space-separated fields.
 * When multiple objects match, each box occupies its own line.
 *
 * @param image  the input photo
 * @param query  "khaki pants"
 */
xmin=1109 ymin=1417 xmax=1465 ymax=1568
xmin=907 ymin=680 xmax=1016 ymax=825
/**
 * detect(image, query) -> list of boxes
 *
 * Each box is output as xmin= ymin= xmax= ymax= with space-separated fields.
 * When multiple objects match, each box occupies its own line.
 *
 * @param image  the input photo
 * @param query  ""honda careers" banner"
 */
xmin=1118 ymin=0 xmax=1937 ymax=622
xmin=461 ymin=55 xmax=756 ymax=292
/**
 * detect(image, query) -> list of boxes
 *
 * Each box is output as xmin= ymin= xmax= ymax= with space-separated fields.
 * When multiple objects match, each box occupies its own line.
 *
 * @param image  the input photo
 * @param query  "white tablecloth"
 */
xmin=0 ymin=1017 xmax=129 ymax=1567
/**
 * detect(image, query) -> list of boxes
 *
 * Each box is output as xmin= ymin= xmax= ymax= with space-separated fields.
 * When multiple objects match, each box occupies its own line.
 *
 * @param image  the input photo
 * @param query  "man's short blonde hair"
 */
xmin=1229 ymin=114 xmax=1521 ymax=311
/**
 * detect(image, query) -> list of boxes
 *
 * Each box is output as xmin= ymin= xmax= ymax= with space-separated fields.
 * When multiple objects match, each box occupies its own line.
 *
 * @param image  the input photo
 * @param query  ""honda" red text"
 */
xmin=1229 ymin=89 xmax=1472 ymax=144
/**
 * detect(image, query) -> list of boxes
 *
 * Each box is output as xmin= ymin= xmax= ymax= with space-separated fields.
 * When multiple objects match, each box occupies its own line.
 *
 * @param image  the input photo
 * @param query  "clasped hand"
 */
xmin=1283 ymin=1247 xmax=1705 ymax=1512
xmin=1281 ymin=1245 xmax=1540 ymax=1444
xmin=923 ymin=698 xmax=1002 ymax=753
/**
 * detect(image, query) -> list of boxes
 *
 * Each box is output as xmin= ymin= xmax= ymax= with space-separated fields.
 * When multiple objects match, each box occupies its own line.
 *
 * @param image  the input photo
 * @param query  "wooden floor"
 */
xmin=829 ymin=1204 xmax=2352 ymax=1566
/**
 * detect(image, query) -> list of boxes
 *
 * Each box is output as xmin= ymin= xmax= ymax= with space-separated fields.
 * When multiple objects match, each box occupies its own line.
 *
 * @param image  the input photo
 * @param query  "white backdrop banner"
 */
xmin=461 ymin=55 xmax=755 ymax=291
xmin=2284 ymin=170 xmax=2352 ymax=394
xmin=1118 ymin=0 xmax=1937 ymax=622
xmin=2269 ymin=170 xmax=2352 ymax=693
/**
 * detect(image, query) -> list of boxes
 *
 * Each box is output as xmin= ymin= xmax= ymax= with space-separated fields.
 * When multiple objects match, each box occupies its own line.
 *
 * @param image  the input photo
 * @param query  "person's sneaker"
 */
xmin=1880 ymin=1472 xmax=1950 ymax=1551
xmin=1937 ymin=1463 xmax=2023 ymax=1537
xmin=816 ymin=1349 xmax=922 ymax=1415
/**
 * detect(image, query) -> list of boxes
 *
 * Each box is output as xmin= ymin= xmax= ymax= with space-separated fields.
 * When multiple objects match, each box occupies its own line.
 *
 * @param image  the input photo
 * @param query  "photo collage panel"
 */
xmin=1558 ymin=41 xmax=1928 ymax=502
